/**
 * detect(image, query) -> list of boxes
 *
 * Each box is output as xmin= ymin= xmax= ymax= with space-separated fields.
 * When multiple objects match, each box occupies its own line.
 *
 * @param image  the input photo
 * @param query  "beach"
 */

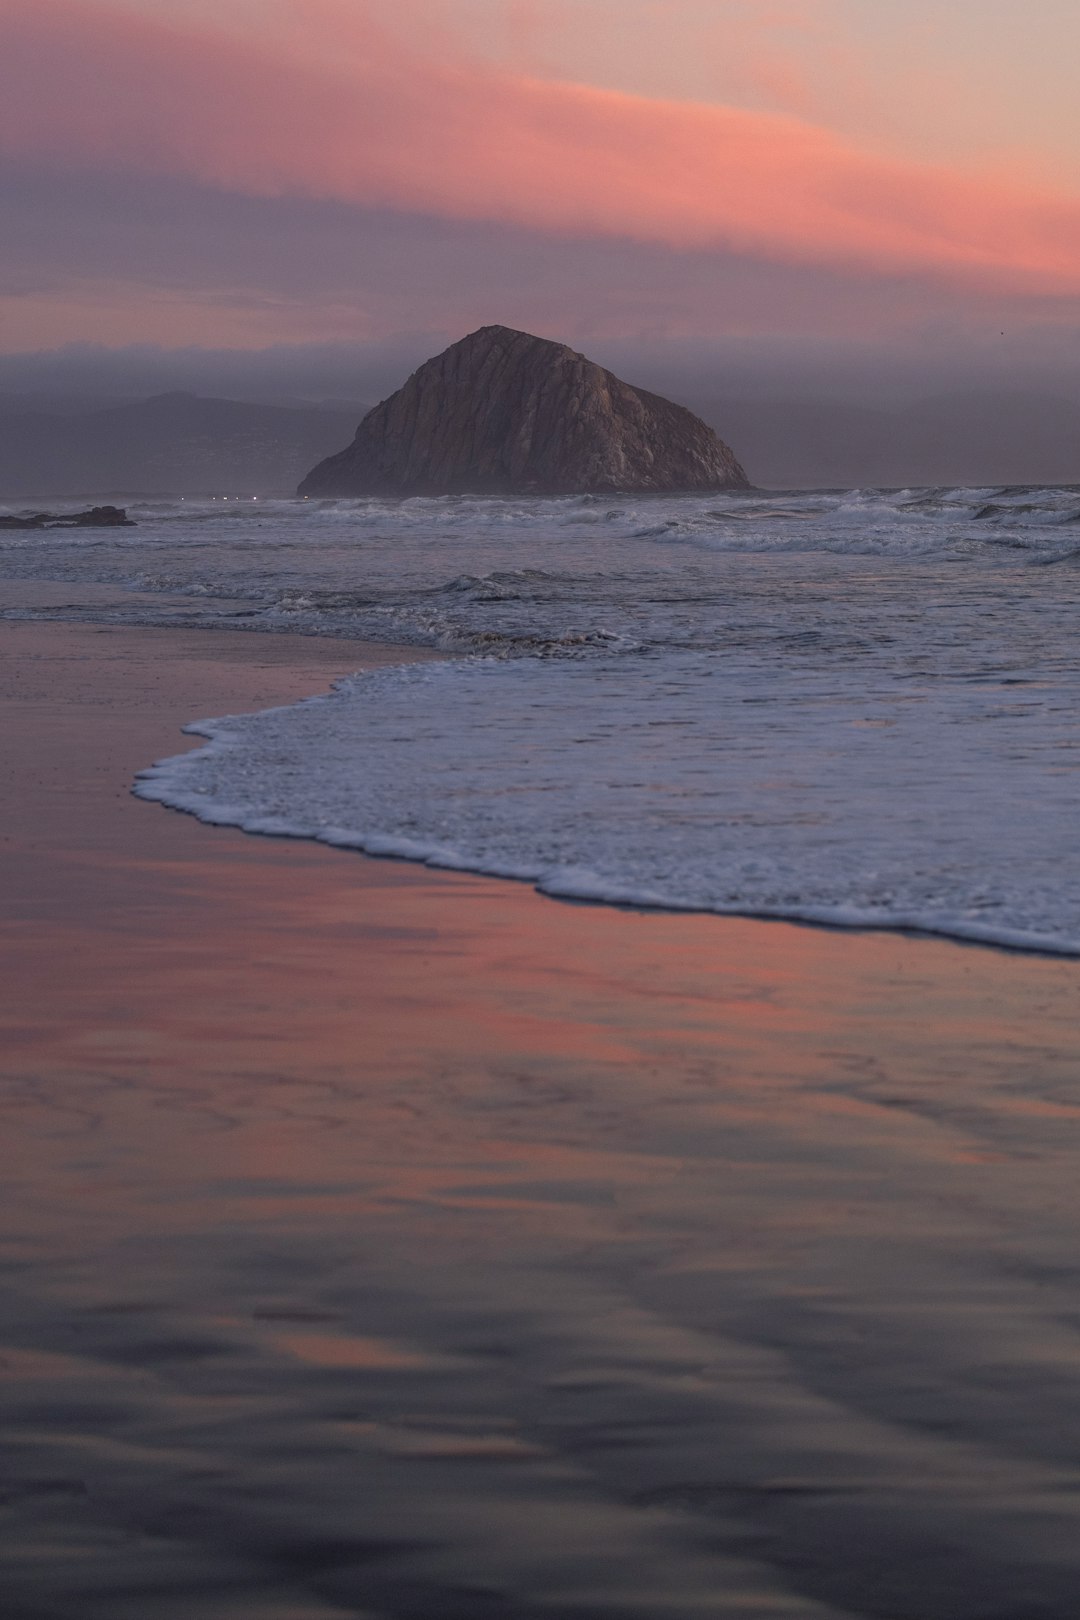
xmin=9 ymin=0 xmax=1080 ymax=1609
xmin=4 ymin=616 xmax=1080 ymax=1617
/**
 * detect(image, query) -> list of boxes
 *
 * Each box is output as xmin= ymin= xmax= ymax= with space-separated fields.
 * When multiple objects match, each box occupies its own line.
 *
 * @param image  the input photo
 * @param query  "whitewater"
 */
xmin=5 ymin=483 xmax=1080 ymax=952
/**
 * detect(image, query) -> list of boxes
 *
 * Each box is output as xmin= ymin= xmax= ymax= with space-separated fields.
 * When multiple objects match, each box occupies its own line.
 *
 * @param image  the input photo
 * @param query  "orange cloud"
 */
xmin=2 ymin=0 xmax=1080 ymax=294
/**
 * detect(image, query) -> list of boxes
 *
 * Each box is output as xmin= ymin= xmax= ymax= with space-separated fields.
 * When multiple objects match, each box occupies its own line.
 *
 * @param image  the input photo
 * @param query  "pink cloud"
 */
xmin=3 ymin=0 xmax=1080 ymax=294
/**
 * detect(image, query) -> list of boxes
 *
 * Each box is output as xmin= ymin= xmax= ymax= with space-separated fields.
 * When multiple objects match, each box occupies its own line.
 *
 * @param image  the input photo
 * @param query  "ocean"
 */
xmin=6 ymin=483 xmax=1080 ymax=952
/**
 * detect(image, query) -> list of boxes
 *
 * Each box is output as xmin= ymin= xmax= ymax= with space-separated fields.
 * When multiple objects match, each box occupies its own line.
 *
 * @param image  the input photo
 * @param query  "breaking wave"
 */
xmin=9 ymin=484 xmax=1080 ymax=952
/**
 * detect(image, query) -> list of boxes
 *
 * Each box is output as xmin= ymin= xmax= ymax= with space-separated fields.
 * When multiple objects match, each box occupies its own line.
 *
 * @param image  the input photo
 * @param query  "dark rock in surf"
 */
xmin=68 ymin=504 xmax=135 ymax=527
xmin=298 ymin=326 xmax=749 ymax=497
xmin=0 ymin=504 xmax=135 ymax=529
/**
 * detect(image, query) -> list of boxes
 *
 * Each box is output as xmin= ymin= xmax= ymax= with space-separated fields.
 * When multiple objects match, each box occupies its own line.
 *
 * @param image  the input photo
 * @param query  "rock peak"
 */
xmin=298 ymin=327 xmax=749 ymax=497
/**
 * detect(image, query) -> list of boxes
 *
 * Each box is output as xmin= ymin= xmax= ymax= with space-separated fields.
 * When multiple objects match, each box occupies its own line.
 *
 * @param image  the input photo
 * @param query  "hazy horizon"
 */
xmin=5 ymin=328 xmax=1080 ymax=411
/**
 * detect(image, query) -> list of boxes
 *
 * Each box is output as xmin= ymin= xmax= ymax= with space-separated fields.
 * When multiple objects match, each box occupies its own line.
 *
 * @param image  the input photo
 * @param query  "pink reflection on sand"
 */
xmin=275 ymin=1332 xmax=442 ymax=1372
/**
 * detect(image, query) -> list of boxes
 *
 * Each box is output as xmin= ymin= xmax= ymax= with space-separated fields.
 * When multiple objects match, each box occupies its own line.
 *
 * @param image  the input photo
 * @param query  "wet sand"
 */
xmin=4 ymin=620 xmax=1080 ymax=1619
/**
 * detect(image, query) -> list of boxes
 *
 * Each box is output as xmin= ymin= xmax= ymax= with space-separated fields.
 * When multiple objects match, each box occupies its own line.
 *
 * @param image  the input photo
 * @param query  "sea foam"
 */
xmin=8 ymin=483 xmax=1080 ymax=952
xmin=135 ymin=647 xmax=1080 ymax=955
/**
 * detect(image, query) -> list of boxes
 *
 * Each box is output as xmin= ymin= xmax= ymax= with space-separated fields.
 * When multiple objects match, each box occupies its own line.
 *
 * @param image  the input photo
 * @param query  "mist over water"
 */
xmin=6 ymin=485 xmax=1080 ymax=951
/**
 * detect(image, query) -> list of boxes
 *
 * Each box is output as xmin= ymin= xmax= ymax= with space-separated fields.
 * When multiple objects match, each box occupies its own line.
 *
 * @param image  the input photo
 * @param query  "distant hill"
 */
xmin=0 ymin=392 xmax=364 ymax=498
xmin=693 ymin=391 xmax=1080 ymax=489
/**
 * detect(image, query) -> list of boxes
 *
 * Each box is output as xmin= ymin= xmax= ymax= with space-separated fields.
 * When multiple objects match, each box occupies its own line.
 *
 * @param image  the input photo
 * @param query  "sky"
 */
xmin=2 ymin=0 xmax=1080 ymax=400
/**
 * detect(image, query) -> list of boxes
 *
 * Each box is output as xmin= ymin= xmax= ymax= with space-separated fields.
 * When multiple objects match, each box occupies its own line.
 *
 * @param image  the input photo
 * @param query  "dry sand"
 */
xmin=4 ymin=618 xmax=1080 ymax=1619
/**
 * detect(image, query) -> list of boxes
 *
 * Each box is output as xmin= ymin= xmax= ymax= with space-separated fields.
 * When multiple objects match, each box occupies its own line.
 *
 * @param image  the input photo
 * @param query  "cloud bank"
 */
xmin=3 ymin=0 xmax=1080 ymax=295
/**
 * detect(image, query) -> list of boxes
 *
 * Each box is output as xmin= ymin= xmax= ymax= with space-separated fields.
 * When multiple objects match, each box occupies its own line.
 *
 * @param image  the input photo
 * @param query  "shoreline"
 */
xmin=4 ymin=603 xmax=1079 ymax=968
xmin=6 ymin=615 xmax=1080 ymax=1618
xmin=4 ymin=596 xmax=1072 ymax=960
xmin=59 ymin=607 xmax=1069 ymax=963
xmin=5 ymin=612 xmax=1079 ymax=1141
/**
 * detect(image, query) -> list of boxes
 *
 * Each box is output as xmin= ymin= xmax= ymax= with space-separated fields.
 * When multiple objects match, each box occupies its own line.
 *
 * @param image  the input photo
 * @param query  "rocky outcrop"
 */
xmin=298 ymin=326 xmax=749 ymax=497
xmin=0 ymin=505 xmax=135 ymax=529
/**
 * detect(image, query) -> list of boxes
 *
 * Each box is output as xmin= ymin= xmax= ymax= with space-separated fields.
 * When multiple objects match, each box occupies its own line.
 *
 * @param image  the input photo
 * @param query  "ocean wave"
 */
xmin=12 ymin=483 xmax=1080 ymax=956
xmin=134 ymin=651 xmax=1080 ymax=957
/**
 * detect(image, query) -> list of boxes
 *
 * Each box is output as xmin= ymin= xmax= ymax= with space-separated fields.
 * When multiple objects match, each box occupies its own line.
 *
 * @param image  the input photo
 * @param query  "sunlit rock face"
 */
xmin=298 ymin=325 xmax=749 ymax=496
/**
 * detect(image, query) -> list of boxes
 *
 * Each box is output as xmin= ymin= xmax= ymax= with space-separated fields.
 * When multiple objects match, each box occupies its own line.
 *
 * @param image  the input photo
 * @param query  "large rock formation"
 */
xmin=298 ymin=326 xmax=749 ymax=497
